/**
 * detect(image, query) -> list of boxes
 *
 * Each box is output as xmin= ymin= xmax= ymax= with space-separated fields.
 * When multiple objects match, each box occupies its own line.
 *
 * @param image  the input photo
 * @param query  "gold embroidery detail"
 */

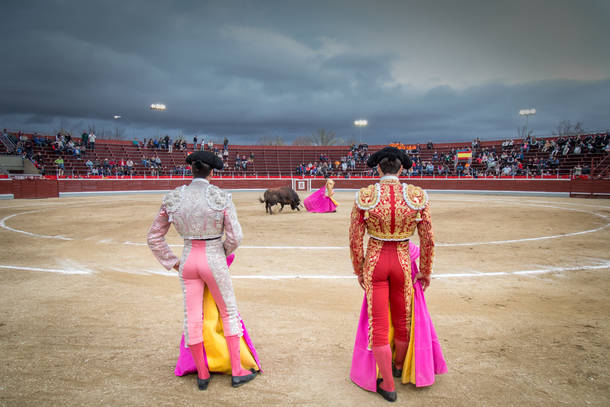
xmin=417 ymin=204 xmax=435 ymax=278
xmin=362 ymin=237 xmax=383 ymax=346
xmin=403 ymin=184 xmax=428 ymax=211
xmin=396 ymin=241 xmax=414 ymax=338
xmin=356 ymin=184 xmax=380 ymax=210
xmin=365 ymin=184 xmax=418 ymax=241
xmin=349 ymin=202 xmax=367 ymax=276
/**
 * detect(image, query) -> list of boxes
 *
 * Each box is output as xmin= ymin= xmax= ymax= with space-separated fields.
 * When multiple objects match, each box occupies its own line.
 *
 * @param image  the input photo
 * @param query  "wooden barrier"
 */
xmin=3 ymin=177 xmax=610 ymax=198
xmin=11 ymin=179 xmax=59 ymax=199
xmin=569 ymin=179 xmax=610 ymax=198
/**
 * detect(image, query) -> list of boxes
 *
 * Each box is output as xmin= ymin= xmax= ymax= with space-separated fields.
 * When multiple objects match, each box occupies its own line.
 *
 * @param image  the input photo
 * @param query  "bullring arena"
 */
xmin=1 ymin=187 xmax=609 ymax=406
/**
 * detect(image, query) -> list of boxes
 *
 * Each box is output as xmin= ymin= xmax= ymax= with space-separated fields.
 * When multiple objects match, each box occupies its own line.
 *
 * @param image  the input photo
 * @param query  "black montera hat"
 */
xmin=366 ymin=146 xmax=412 ymax=169
xmin=186 ymin=151 xmax=224 ymax=170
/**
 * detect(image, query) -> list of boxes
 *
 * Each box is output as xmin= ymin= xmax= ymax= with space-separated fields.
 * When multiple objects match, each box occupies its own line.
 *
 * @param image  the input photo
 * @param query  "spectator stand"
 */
xmin=0 ymin=131 xmax=607 ymax=184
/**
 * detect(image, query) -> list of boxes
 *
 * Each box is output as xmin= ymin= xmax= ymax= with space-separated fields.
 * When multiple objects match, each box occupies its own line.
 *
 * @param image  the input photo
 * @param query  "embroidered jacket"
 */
xmin=147 ymin=178 xmax=243 ymax=270
xmin=349 ymin=176 xmax=434 ymax=279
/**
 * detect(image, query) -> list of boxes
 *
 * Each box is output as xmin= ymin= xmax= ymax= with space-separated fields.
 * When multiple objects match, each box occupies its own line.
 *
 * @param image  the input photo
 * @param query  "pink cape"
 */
xmin=303 ymin=185 xmax=337 ymax=213
xmin=350 ymin=243 xmax=447 ymax=390
xmin=174 ymin=253 xmax=262 ymax=376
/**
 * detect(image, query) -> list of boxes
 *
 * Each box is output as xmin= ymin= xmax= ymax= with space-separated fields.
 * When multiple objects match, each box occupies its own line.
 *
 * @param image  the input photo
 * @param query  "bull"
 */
xmin=259 ymin=186 xmax=301 ymax=214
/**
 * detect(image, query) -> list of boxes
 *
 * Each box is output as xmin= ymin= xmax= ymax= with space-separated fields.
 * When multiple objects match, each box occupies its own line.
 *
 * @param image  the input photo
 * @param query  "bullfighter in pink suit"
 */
xmin=303 ymin=177 xmax=338 ymax=213
xmin=147 ymin=151 xmax=259 ymax=391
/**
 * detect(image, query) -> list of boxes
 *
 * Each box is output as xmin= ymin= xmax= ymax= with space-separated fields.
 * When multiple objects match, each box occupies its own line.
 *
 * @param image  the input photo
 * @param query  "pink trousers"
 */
xmin=179 ymin=239 xmax=242 ymax=345
xmin=371 ymin=241 xmax=408 ymax=347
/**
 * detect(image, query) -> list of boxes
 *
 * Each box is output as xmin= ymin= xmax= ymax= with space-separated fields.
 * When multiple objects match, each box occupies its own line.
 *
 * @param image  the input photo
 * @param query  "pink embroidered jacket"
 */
xmin=147 ymin=178 xmax=243 ymax=270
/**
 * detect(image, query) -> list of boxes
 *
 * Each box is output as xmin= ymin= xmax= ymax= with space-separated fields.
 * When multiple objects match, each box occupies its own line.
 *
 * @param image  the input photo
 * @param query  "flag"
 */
xmin=457 ymin=150 xmax=472 ymax=160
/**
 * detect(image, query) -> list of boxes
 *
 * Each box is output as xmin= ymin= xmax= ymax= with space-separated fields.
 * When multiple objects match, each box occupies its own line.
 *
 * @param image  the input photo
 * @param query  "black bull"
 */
xmin=259 ymin=186 xmax=302 ymax=214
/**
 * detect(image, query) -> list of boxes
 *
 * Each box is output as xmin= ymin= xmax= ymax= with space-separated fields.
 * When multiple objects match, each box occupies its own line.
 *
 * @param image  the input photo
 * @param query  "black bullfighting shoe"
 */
xmin=231 ymin=369 xmax=258 ymax=388
xmin=392 ymin=364 xmax=403 ymax=378
xmin=376 ymin=378 xmax=397 ymax=402
xmin=197 ymin=377 xmax=210 ymax=391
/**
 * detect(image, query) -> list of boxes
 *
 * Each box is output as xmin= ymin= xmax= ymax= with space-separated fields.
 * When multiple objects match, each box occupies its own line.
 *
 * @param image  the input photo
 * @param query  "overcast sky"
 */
xmin=1 ymin=0 xmax=609 ymax=144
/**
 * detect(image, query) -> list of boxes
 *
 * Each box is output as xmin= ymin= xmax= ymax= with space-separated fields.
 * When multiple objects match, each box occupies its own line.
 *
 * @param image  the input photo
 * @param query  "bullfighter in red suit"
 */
xmin=349 ymin=147 xmax=436 ymax=402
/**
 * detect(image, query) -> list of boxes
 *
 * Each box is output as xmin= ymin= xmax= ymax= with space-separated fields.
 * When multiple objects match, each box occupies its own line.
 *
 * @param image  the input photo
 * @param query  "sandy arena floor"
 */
xmin=0 ymin=190 xmax=609 ymax=406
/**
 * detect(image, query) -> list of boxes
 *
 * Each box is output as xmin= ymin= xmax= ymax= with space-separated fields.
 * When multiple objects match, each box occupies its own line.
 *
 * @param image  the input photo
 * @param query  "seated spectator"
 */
xmin=573 ymin=164 xmax=582 ymax=177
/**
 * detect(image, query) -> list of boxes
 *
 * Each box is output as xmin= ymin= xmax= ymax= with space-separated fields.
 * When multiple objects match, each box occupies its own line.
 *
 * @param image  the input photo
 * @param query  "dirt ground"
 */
xmin=0 ymin=190 xmax=609 ymax=406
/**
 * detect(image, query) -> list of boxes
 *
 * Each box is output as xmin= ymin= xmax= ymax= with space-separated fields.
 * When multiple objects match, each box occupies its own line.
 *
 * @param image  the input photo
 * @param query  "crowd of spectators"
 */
xmin=234 ymin=153 xmax=255 ymax=171
xmin=83 ymin=157 xmax=137 ymax=176
xmin=142 ymin=135 xmax=188 ymax=152
xmin=2 ymin=128 xmax=608 ymax=178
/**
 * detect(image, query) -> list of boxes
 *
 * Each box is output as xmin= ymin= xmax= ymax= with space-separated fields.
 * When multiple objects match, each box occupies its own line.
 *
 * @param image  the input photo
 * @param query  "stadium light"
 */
xmin=113 ymin=115 xmax=122 ymax=119
xmin=354 ymin=119 xmax=368 ymax=143
xmin=519 ymin=109 xmax=536 ymax=116
xmin=519 ymin=108 xmax=536 ymax=138
xmin=150 ymin=103 xmax=167 ymax=111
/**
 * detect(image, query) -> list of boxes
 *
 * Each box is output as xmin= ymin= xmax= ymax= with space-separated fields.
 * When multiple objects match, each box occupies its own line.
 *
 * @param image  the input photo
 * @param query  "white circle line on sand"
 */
xmin=2 ymin=198 xmax=608 ymax=247
xmin=0 ymin=211 xmax=74 ymax=240
xmin=3 ymin=262 xmax=608 ymax=278
xmin=0 ymin=265 xmax=91 ymax=275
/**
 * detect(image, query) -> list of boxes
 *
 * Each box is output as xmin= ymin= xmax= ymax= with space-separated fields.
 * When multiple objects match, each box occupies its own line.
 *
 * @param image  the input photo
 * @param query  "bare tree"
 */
xmin=292 ymin=135 xmax=311 ymax=146
xmin=309 ymin=129 xmax=343 ymax=146
xmin=257 ymin=136 xmax=285 ymax=146
xmin=553 ymin=120 xmax=585 ymax=137
xmin=112 ymin=127 xmax=126 ymax=140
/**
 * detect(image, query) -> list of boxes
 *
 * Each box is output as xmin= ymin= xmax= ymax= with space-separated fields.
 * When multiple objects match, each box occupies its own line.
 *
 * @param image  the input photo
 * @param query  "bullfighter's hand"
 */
xmin=415 ymin=272 xmax=430 ymax=291
xmin=358 ymin=274 xmax=365 ymax=290
xmin=173 ymin=261 xmax=180 ymax=271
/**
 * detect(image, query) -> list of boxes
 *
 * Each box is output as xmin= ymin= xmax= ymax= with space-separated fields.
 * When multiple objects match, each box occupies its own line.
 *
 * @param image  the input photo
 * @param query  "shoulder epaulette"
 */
xmin=355 ymin=183 xmax=381 ymax=211
xmin=162 ymin=185 xmax=185 ymax=214
xmin=402 ymin=184 xmax=428 ymax=210
xmin=205 ymin=184 xmax=231 ymax=211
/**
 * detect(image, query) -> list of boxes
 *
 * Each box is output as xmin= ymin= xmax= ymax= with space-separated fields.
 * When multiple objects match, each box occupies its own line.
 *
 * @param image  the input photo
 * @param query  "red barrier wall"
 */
xmin=4 ymin=177 xmax=610 ymax=198
xmin=311 ymin=178 xmax=572 ymax=192
xmin=569 ymin=179 xmax=610 ymax=198
xmin=0 ymin=180 xmax=13 ymax=195
xmin=11 ymin=179 xmax=59 ymax=199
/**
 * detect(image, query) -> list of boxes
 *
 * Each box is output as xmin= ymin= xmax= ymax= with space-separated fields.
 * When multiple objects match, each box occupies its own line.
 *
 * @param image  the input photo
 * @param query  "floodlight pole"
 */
xmin=354 ymin=119 xmax=368 ymax=144
xmin=519 ymin=108 xmax=536 ymax=139
xmin=113 ymin=115 xmax=134 ymax=139
xmin=150 ymin=103 xmax=167 ymax=138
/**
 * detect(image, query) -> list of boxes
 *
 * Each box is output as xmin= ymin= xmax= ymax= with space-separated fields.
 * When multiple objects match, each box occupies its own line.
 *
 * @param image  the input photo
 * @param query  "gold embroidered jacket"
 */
xmin=349 ymin=177 xmax=434 ymax=279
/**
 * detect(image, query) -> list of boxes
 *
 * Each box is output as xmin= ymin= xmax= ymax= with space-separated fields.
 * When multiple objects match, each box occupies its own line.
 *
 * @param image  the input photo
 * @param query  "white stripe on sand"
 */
xmin=3 ymin=262 xmax=607 ymax=278
xmin=0 ymin=264 xmax=91 ymax=275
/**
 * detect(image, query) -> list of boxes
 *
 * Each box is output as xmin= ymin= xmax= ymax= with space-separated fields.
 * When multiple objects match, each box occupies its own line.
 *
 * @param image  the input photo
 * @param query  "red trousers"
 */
xmin=371 ymin=241 xmax=408 ymax=347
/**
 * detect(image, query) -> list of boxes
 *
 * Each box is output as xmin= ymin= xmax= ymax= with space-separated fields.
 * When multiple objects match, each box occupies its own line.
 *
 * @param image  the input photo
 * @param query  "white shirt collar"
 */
xmin=380 ymin=175 xmax=399 ymax=182
xmin=191 ymin=178 xmax=210 ymax=184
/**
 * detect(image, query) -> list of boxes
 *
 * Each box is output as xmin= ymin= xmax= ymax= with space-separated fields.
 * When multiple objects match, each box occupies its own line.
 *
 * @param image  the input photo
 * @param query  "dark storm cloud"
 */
xmin=1 ymin=0 xmax=609 ymax=144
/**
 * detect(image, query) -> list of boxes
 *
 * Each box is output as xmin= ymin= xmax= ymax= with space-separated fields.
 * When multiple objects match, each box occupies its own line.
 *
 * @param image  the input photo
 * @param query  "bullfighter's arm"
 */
xmin=416 ymin=203 xmax=435 ymax=286
xmin=349 ymin=201 xmax=366 ymax=276
xmin=223 ymin=195 xmax=243 ymax=256
xmin=147 ymin=206 xmax=179 ymax=270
